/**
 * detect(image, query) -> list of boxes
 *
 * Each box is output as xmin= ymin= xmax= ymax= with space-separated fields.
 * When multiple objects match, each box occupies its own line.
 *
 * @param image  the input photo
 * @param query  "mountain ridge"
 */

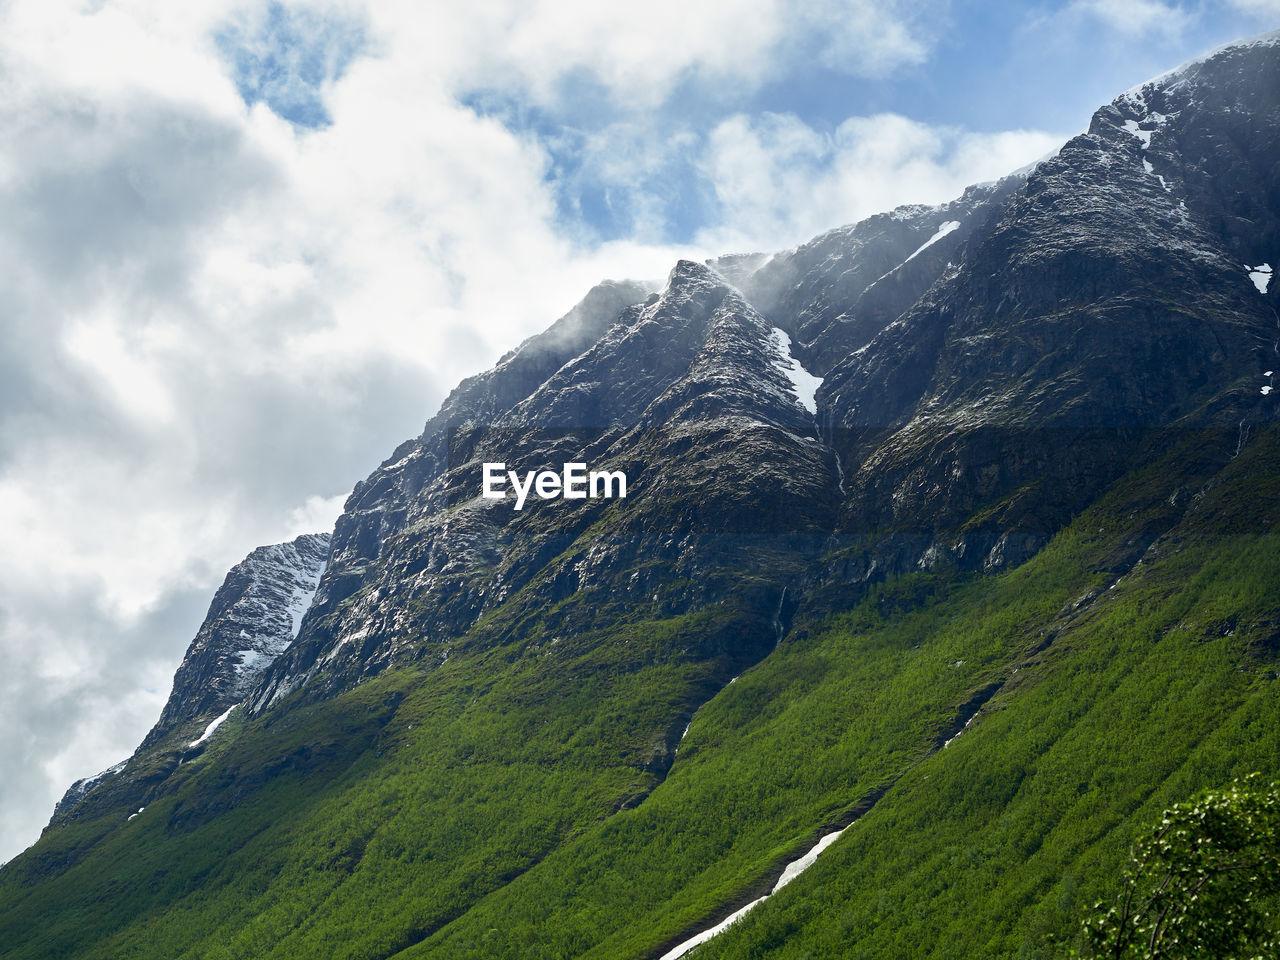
xmin=4 ymin=30 xmax=1279 ymax=960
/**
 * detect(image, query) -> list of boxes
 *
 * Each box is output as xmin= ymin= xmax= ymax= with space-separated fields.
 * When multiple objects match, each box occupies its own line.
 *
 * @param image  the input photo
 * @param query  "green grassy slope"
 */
xmin=0 ymin=598 xmax=766 ymax=960
xmin=699 ymin=542 xmax=1280 ymax=958
xmin=398 ymin=426 xmax=1280 ymax=960
xmin=1 ymin=425 xmax=1276 ymax=959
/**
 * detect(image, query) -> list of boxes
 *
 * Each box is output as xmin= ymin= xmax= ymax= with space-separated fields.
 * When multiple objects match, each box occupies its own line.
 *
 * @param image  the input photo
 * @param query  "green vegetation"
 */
xmin=1 ymin=428 xmax=1277 ymax=959
xmin=1069 ymin=776 xmax=1280 ymax=960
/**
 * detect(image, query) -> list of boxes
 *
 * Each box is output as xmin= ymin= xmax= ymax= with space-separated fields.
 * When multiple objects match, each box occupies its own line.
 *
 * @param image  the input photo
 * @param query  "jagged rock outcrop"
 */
xmin=815 ymin=34 xmax=1278 ymax=574
xmin=147 ymin=533 xmax=331 ymax=743
xmin=252 ymin=261 xmax=838 ymax=708
xmin=736 ymin=177 xmax=1028 ymax=376
xmin=49 ymin=533 xmax=331 ymax=825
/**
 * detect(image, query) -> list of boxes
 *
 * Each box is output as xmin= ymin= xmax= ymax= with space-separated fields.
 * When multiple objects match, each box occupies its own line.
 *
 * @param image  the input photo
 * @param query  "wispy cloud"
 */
xmin=695 ymin=112 xmax=1060 ymax=251
xmin=434 ymin=0 xmax=944 ymax=109
xmin=1063 ymin=0 xmax=1191 ymax=40
xmin=1224 ymin=0 xmax=1280 ymax=17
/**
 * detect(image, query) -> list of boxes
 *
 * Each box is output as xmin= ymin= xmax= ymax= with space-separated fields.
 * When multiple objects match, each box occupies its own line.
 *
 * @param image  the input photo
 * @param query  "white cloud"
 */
xmin=287 ymin=492 xmax=350 ymax=539
xmin=1065 ymin=0 xmax=1191 ymax=40
xmin=697 ymin=112 xmax=1062 ymax=251
xmin=801 ymin=0 xmax=932 ymax=74
xmin=1224 ymin=0 xmax=1280 ymax=16
xmin=0 ymin=0 xmax=700 ymax=865
xmin=412 ymin=0 xmax=941 ymax=107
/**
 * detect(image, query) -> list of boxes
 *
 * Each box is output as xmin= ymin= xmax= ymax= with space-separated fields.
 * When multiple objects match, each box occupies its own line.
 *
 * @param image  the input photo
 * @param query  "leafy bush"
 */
xmin=1070 ymin=776 xmax=1280 ymax=959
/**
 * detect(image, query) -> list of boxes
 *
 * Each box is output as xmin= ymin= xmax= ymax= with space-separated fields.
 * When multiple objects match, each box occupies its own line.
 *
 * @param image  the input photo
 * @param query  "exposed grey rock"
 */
xmin=49 ymin=532 xmax=331 ymax=825
xmin=143 ymin=532 xmax=331 ymax=745
xmin=249 ymin=33 xmax=1280 ymax=715
xmin=252 ymin=260 xmax=840 ymax=709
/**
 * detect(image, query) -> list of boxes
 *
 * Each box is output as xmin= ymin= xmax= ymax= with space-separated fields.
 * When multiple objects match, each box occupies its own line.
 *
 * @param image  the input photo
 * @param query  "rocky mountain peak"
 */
xmin=142 ymin=532 xmax=331 ymax=746
xmin=48 ymin=532 xmax=332 ymax=826
xmin=241 ymin=34 xmax=1280 ymax=719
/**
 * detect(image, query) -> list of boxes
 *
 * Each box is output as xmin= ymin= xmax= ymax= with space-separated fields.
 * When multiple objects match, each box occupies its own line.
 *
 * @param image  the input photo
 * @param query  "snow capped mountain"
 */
xmin=83 ymin=28 xmax=1280 ymax=744
xmin=11 ymin=32 xmax=1280 ymax=960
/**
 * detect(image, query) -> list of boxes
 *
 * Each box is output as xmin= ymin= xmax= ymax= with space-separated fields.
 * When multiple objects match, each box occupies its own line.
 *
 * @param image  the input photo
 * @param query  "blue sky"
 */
xmin=0 ymin=0 xmax=1275 ymax=867
xmin=216 ymin=2 xmax=368 ymax=127
xmin=215 ymin=0 xmax=1276 ymax=244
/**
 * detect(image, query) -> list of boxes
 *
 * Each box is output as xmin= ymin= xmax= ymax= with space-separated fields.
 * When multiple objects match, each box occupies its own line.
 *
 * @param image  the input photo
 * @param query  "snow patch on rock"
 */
xmin=189 ymin=705 xmax=236 ymax=747
xmin=69 ymin=759 xmax=127 ymax=801
xmin=658 ymin=824 xmax=853 ymax=960
xmin=905 ymin=221 xmax=960 ymax=264
xmin=944 ymin=712 xmax=979 ymax=748
xmin=1138 ymin=158 xmax=1172 ymax=191
xmin=1122 ymin=118 xmax=1154 ymax=149
xmin=287 ymin=562 xmax=327 ymax=639
xmin=234 ymin=648 xmax=274 ymax=677
xmin=208 ymin=536 xmax=331 ymax=701
xmin=659 ymin=897 xmax=769 ymax=960
xmin=772 ymin=829 xmax=846 ymax=892
xmin=769 ymin=328 xmax=823 ymax=415
xmin=1123 ymin=29 xmax=1280 ymax=98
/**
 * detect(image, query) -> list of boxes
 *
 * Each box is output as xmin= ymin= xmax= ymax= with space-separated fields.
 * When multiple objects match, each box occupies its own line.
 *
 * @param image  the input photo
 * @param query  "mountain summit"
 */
xmin=2 ymin=32 xmax=1278 ymax=960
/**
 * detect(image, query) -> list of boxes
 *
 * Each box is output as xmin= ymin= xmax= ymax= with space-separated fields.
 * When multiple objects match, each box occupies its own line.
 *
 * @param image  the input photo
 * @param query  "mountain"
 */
xmin=2 ymin=32 xmax=1278 ymax=960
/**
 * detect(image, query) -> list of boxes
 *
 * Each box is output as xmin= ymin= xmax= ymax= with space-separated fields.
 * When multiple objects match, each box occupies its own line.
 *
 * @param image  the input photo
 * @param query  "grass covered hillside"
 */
xmin=2 ymin=412 xmax=1276 ymax=959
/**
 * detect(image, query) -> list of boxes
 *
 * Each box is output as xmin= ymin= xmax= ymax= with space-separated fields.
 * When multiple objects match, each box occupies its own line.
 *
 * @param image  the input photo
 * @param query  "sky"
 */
xmin=0 ymin=0 xmax=1276 ymax=866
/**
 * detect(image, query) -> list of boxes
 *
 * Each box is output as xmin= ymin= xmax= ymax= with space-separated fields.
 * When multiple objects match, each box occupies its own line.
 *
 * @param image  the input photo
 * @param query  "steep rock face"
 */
xmin=253 ymin=262 xmax=838 ymax=709
xmin=1118 ymin=31 xmax=1280 ymax=276
xmin=253 ymin=33 xmax=1279 ymax=714
xmin=49 ymin=759 xmax=129 ymax=824
xmin=302 ymin=281 xmax=652 ymax=632
xmin=738 ymin=177 xmax=1028 ymax=378
xmin=813 ymin=36 xmax=1278 ymax=572
xmin=147 ymin=533 xmax=331 ymax=742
